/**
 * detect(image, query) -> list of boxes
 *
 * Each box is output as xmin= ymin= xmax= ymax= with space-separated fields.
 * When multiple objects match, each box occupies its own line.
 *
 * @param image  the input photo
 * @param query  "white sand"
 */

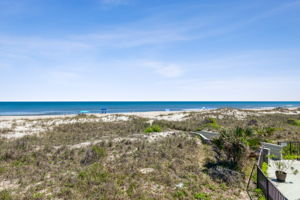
xmin=139 ymin=168 xmax=155 ymax=174
xmin=1 ymin=107 xmax=299 ymax=121
xmin=0 ymin=179 xmax=19 ymax=191
xmin=1 ymin=107 xmax=299 ymax=139
xmin=0 ymin=110 xmax=190 ymax=121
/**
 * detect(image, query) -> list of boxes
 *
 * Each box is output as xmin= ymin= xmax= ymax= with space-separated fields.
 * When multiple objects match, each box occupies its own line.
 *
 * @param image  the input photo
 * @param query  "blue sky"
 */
xmin=0 ymin=0 xmax=300 ymax=101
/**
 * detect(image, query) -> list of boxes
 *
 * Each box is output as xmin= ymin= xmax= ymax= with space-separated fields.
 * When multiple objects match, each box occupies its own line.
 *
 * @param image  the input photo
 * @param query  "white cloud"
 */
xmin=71 ymin=28 xmax=189 ymax=48
xmin=51 ymin=71 xmax=79 ymax=81
xmin=142 ymin=61 xmax=184 ymax=78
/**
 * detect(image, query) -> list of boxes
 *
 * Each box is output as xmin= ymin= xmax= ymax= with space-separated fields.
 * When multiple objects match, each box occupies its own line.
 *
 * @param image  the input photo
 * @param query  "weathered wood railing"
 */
xmin=256 ymin=148 xmax=288 ymax=200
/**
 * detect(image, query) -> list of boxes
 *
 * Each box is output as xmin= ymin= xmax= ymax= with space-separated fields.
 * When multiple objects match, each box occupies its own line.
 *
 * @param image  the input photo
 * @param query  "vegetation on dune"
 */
xmin=196 ymin=118 xmax=221 ymax=131
xmin=1 ymin=109 xmax=300 ymax=199
xmin=194 ymin=192 xmax=211 ymax=200
xmin=287 ymin=118 xmax=300 ymax=126
xmin=0 ymin=190 xmax=13 ymax=200
xmin=0 ymin=128 xmax=12 ymax=134
xmin=0 ymin=117 xmax=247 ymax=199
xmin=144 ymin=125 xmax=162 ymax=133
xmin=210 ymin=128 xmax=250 ymax=171
xmin=155 ymin=110 xmax=300 ymax=141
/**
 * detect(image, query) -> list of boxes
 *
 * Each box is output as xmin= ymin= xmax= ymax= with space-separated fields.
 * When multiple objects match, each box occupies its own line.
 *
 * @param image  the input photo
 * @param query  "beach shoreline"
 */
xmin=0 ymin=106 xmax=299 ymax=121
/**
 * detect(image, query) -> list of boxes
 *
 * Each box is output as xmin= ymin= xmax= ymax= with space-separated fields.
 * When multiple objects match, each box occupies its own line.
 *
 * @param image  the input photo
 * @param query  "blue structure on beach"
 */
xmin=79 ymin=110 xmax=89 ymax=114
xmin=101 ymin=108 xmax=107 ymax=114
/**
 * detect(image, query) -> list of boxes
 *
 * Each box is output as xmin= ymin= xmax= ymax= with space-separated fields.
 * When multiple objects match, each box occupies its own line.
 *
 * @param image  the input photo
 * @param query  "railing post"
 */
xmin=266 ymin=176 xmax=269 ymax=200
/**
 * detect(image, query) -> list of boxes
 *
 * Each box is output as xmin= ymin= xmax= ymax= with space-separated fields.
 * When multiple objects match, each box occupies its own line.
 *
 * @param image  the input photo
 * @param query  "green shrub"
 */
xmin=0 ymin=166 xmax=6 ymax=175
xmin=0 ymin=190 xmax=13 ymax=200
xmin=195 ymin=127 xmax=203 ymax=131
xmin=206 ymin=118 xmax=217 ymax=124
xmin=32 ymin=192 xmax=45 ymax=199
xmin=254 ymin=189 xmax=266 ymax=200
xmin=261 ymin=162 xmax=268 ymax=176
xmin=287 ymin=119 xmax=300 ymax=126
xmin=283 ymin=154 xmax=300 ymax=160
xmin=80 ymin=146 xmax=107 ymax=165
xmin=212 ymin=128 xmax=249 ymax=171
xmin=126 ymin=183 xmax=138 ymax=197
xmin=173 ymin=190 xmax=187 ymax=198
xmin=282 ymin=143 xmax=300 ymax=156
xmin=92 ymin=146 xmax=106 ymax=158
xmin=144 ymin=125 xmax=161 ymax=133
xmin=205 ymin=118 xmax=221 ymax=129
xmin=247 ymin=137 xmax=261 ymax=150
xmin=265 ymin=127 xmax=276 ymax=135
xmin=198 ymin=118 xmax=221 ymax=130
xmin=78 ymin=163 xmax=109 ymax=184
xmin=194 ymin=192 xmax=211 ymax=200
xmin=256 ymin=127 xmax=277 ymax=136
xmin=12 ymin=160 xmax=25 ymax=167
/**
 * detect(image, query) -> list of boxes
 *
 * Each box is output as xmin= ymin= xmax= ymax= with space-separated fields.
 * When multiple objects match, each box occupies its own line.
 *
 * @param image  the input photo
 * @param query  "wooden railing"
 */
xmin=256 ymin=148 xmax=288 ymax=200
xmin=257 ymin=167 xmax=287 ymax=200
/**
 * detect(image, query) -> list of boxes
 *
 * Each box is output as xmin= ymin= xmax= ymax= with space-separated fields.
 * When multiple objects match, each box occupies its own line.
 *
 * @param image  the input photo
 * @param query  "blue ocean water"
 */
xmin=0 ymin=102 xmax=299 ymax=116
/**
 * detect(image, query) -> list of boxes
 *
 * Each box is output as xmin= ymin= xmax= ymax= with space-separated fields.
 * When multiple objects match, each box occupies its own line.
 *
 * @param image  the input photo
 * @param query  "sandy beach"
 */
xmin=1 ymin=107 xmax=299 ymax=139
xmin=1 ymin=106 xmax=299 ymax=120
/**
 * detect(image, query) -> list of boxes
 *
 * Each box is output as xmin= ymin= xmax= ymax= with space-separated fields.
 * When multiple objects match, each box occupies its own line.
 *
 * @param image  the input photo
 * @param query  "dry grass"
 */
xmin=2 ymin=109 xmax=299 ymax=199
xmin=0 ymin=128 xmax=12 ymax=135
xmin=0 ymin=117 xmax=247 ymax=200
xmin=154 ymin=110 xmax=300 ymax=142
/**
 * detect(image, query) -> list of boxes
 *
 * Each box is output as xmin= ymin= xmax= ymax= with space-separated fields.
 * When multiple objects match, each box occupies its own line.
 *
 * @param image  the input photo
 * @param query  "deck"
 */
xmin=268 ymin=160 xmax=300 ymax=200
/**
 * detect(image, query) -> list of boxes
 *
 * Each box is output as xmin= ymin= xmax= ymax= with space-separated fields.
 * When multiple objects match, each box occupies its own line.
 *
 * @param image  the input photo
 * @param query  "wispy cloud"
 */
xmin=71 ymin=27 xmax=190 ymax=48
xmin=142 ymin=61 xmax=184 ymax=78
xmin=1 ymin=0 xmax=298 ymax=54
xmin=1 ymin=0 xmax=300 ymax=100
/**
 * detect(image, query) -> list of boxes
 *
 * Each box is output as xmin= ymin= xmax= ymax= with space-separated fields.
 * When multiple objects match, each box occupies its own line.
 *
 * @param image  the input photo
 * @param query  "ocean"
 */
xmin=0 ymin=101 xmax=299 ymax=116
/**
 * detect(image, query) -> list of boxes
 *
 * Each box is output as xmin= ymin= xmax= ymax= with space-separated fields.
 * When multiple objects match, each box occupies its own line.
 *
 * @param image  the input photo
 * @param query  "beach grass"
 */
xmin=0 ymin=108 xmax=300 ymax=199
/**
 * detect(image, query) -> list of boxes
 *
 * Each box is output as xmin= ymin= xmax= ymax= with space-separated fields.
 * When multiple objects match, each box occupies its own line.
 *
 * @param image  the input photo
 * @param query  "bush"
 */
xmin=211 ymin=128 xmax=249 ymax=171
xmin=32 ymin=192 xmax=45 ymax=200
xmin=144 ymin=125 xmax=161 ymax=133
xmin=283 ymin=154 xmax=300 ymax=160
xmin=247 ymin=137 xmax=261 ymax=150
xmin=78 ymin=163 xmax=109 ymax=183
xmin=254 ymin=189 xmax=266 ymax=200
xmin=261 ymin=162 xmax=268 ymax=176
xmin=80 ymin=146 xmax=106 ymax=165
xmin=0 ymin=190 xmax=13 ymax=200
xmin=235 ymin=127 xmax=254 ymax=137
xmin=92 ymin=146 xmax=106 ymax=158
xmin=282 ymin=143 xmax=300 ymax=156
xmin=0 ymin=128 xmax=12 ymax=134
xmin=194 ymin=192 xmax=211 ymax=200
xmin=203 ymin=118 xmax=221 ymax=130
xmin=0 ymin=166 xmax=6 ymax=175
xmin=173 ymin=190 xmax=187 ymax=198
xmin=287 ymin=119 xmax=300 ymax=126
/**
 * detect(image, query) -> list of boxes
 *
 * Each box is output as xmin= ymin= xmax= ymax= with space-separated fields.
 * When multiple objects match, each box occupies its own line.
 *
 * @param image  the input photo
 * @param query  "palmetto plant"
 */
xmin=212 ymin=128 xmax=249 ymax=171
